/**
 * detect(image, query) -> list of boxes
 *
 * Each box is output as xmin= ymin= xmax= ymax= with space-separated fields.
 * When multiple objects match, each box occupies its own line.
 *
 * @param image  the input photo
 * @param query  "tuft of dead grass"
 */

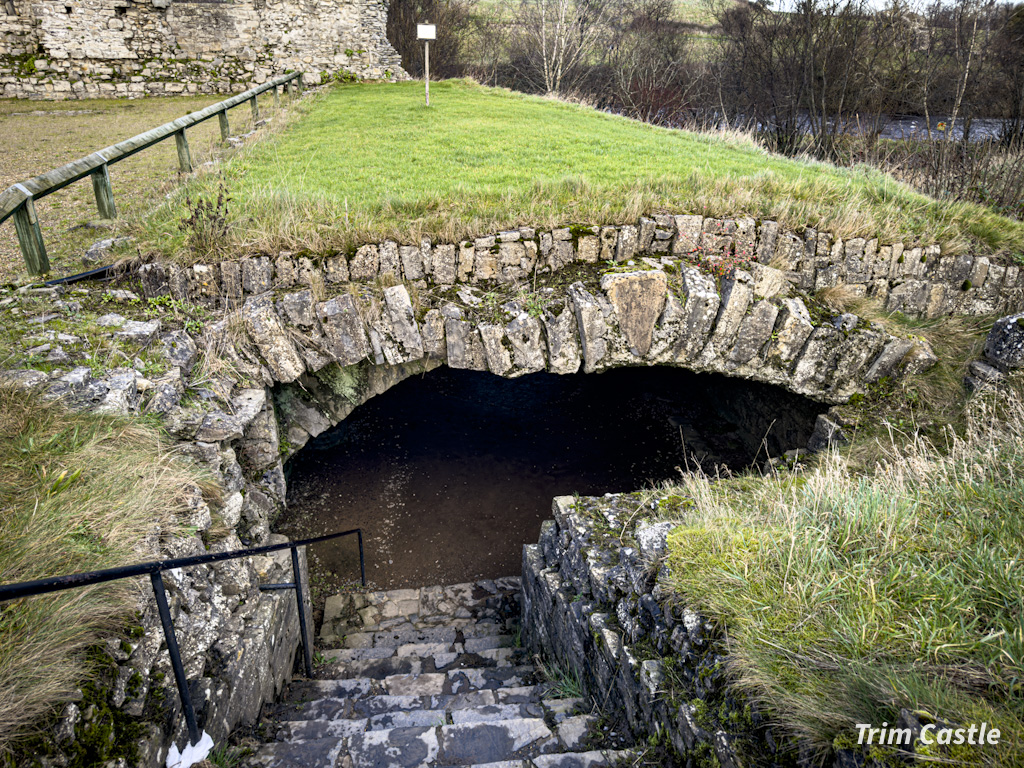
xmin=0 ymin=385 xmax=218 ymax=755
xmin=659 ymin=381 xmax=1024 ymax=765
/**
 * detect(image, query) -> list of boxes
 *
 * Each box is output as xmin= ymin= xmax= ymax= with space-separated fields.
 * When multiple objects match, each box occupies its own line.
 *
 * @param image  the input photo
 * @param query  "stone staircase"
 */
xmin=244 ymin=578 xmax=636 ymax=768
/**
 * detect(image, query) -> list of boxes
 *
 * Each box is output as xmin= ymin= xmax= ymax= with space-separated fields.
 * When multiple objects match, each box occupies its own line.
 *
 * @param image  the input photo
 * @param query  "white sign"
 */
xmin=417 ymin=24 xmax=436 ymax=40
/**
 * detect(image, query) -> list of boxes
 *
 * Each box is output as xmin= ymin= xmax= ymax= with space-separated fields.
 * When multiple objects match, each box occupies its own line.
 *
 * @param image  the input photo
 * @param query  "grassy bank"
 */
xmin=660 ymin=382 xmax=1024 ymax=765
xmin=0 ymin=386 xmax=217 ymax=756
xmin=139 ymin=79 xmax=1024 ymax=264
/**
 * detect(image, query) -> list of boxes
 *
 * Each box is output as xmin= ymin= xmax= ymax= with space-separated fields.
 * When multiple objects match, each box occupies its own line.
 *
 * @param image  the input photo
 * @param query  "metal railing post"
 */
xmin=150 ymin=571 xmax=200 ymax=747
xmin=290 ymin=546 xmax=314 ymax=678
xmin=357 ymin=529 xmax=366 ymax=587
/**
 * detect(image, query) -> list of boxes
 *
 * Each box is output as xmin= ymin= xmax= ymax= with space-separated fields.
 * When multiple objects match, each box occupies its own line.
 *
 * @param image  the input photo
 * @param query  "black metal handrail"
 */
xmin=0 ymin=527 xmax=365 ymax=748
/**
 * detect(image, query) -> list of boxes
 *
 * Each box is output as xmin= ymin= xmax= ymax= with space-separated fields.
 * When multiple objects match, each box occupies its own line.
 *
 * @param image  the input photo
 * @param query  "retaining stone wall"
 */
xmin=522 ymin=494 xmax=868 ymax=767
xmin=0 ymin=0 xmax=405 ymax=100
xmin=138 ymin=216 xmax=1024 ymax=321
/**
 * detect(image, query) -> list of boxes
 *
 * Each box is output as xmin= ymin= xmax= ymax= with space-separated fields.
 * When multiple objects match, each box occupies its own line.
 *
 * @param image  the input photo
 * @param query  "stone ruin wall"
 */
xmin=0 ymin=0 xmax=406 ymax=100
xmin=2 ymin=213 xmax=1023 ymax=765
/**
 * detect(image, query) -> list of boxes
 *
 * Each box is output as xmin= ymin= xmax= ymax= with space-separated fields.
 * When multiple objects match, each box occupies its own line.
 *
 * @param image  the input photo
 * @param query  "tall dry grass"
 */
xmin=0 ymin=386 xmax=218 ymax=755
xmin=659 ymin=383 xmax=1024 ymax=764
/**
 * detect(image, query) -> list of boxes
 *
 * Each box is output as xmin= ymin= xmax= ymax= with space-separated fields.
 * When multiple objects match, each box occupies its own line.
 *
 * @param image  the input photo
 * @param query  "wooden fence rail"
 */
xmin=0 ymin=71 xmax=303 ymax=276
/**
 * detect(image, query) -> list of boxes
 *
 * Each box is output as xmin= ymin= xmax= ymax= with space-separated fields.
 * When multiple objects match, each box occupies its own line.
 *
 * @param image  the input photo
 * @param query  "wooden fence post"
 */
xmin=90 ymin=163 xmax=117 ymax=220
xmin=249 ymin=95 xmax=258 ymax=124
xmin=175 ymin=130 xmax=192 ymax=174
xmin=13 ymin=198 xmax=50 ymax=275
xmin=218 ymin=110 xmax=230 ymax=142
xmin=297 ymin=73 xmax=304 ymax=94
xmin=273 ymin=85 xmax=280 ymax=110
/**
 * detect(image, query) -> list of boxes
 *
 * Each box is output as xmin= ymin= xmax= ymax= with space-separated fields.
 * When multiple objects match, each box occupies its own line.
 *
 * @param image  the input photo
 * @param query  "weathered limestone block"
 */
xmin=277 ymin=289 xmax=316 ymax=329
xmin=421 ymin=309 xmax=446 ymax=360
xmin=671 ymin=215 xmax=704 ymax=257
xmin=735 ymin=216 xmax=756 ymax=257
xmin=445 ymin=312 xmax=488 ymax=371
xmin=242 ymin=295 xmax=305 ymax=383
xmin=324 ymin=256 xmax=349 ymax=284
xmin=160 ymin=330 xmax=198 ymax=373
xmin=239 ymin=401 xmax=280 ymax=474
xmin=984 ymin=313 xmax=1024 ymax=372
xmin=764 ymin=298 xmax=814 ymax=367
xmin=499 ymin=241 xmax=527 ymax=278
xmin=241 ymin=257 xmax=272 ymax=295
xmin=727 ymin=300 xmax=779 ymax=367
xmin=432 ymin=244 xmax=457 ymax=285
xmin=813 ymin=237 xmax=844 ymax=290
xmin=578 ymin=235 xmax=600 ymax=263
xmin=828 ymin=329 xmax=887 ymax=399
xmin=756 ymin=220 xmax=779 ymax=263
xmin=700 ymin=269 xmax=753 ymax=363
xmin=568 ymin=282 xmax=609 ymax=373
xmin=750 ymin=263 xmax=788 ymax=300
xmin=478 ymin=323 xmax=513 ymax=375
xmin=548 ymin=238 xmax=575 ymax=272
xmin=349 ymin=245 xmax=379 ymax=281
xmin=599 ymin=227 xmax=618 ymax=261
xmin=378 ymin=241 xmax=401 ymax=278
xmin=885 ymin=280 xmax=930 ymax=315
xmin=195 ymin=389 xmax=266 ymax=442
xmin=190 ymin=264 xmax=221 ymax=303
xmin=274 ymin=256 xmax=296 ymax=288
xmin=457 ymin=242 xmax=475 ymax=282
xmin=864 ymin=338 xmax=914 ymax=383
xmin=400 ymin=245 xmax=424 ymax=281
xmin=366 ymin=286 xmax=424 ymax=365
xmin=616 ymin=225 xmax=638 ymax=263
xmin=474 ymin=237 xmax=498 ymax=281
xmin=844 ymin=238 xmax=869 ymax=283
xmin=903 ymin=340 xmax=938 ymax=375
xmin=542 ymin=304 xmax=583 ymax=375
xmin=791 ymin=325 xmax=842 ymax=396
xmin=638 ymin=217 xmax=656 ymax=251
xmin=599 ymin=270 xmax=668 ymax=358
xmin=773 ymin=232 xmax=810 ymax=289
xmin=221 ymin=261 xmax=243 ymax=304
xmin=670 ymin=268 xmax=720 ymax=362
xmin=506 ymin=312 xmax=546 ymax=375
xmin=317 ymin=295 xmax=370 ymax=367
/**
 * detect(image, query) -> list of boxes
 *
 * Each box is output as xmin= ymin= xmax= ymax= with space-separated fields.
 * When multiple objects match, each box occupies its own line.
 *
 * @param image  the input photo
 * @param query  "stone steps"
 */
xmin=246 ymin=579 xmax=634 ymax=768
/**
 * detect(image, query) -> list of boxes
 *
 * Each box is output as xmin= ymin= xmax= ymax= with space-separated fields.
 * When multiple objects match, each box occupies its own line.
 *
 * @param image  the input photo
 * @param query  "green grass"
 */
xmin=0 ymin=386 xmax=218 ymax=756
xmin=141 ymin=79 xmax=1024 ymax=264
xmin=659 ymin=384 xmax=1024 ymax=765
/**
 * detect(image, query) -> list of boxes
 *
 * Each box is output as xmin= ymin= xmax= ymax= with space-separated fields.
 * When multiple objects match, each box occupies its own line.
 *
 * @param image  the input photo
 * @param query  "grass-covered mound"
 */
xmin=662 ymin=384 xmax=1024 ymax=766
xmin=0 ymin=387 xmax=217 ymax=756
xmin=142 ymin=79 xmax=1024 ymax=262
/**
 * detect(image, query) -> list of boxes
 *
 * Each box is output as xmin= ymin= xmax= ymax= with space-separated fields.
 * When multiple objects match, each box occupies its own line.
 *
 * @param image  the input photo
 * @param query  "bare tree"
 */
xmin=512 ymin=0 xmax=610 ymax=95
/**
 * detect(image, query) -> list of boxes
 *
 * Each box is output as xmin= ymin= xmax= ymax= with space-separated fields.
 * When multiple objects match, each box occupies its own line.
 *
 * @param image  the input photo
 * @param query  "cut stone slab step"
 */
xmin=276 ymin=686 xmax=545 ymax=722
xmin=243 ymin=736 xmax=345 ymax=768
xmin=282 ymin=667 xmax=540 ymax=707
xmin=347 ymin=718 xmax=559 ymax=768
xmin=339 ymin=621 xmax=510 ymax=649
xmin=323 ymin=635 xmax=515 ymax=663
xmin=320 ymin=647 xmax=521 ymax=679
xmin=529 ymin=749 xmax=639 ymax=768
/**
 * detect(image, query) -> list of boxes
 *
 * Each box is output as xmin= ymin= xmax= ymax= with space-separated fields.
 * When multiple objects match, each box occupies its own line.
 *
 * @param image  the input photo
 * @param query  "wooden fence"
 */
xmin=0 ymin=71 xmax=303 ymax=276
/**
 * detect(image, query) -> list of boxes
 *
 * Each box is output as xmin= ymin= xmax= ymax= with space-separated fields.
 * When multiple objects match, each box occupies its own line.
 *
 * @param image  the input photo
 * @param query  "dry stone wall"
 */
xmin=0 ymin=0 xmax=405 ymax=100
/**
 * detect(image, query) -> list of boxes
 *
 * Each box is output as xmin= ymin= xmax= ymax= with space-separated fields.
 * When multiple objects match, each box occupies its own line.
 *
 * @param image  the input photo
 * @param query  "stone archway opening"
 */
xmin=274 ymin=365 xmax=828 ymax=592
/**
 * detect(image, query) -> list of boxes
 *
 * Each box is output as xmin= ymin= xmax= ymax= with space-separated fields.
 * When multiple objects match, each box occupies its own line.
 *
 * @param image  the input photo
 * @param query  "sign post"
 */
xmin=417 ymin=23 xmax=436 ymax=107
